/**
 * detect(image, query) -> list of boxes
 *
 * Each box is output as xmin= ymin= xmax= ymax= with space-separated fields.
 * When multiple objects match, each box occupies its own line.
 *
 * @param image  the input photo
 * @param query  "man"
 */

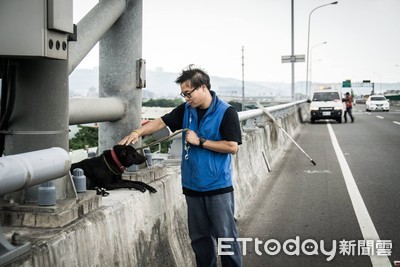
xmin=343 ymin=92 xmax=354 ymax=123
xmin=119 ymin=65 xmax=242 ymax=266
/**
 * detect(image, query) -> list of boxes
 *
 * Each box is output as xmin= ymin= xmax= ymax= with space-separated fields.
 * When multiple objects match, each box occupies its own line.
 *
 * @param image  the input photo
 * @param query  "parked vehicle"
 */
xmin=365 ymin=95 xmax=390 ymax=112
xmin=307 ymin=89 xmax=343 ymax=123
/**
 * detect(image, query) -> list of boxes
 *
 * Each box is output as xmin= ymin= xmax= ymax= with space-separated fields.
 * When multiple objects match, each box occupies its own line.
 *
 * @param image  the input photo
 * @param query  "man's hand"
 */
xmin=118 ymin=118 xmax=168 ymax=146
xmin=185 ymin=130 xmax=200 ymax=146
xmin=119 ymin=130 xmax=140 ymax=146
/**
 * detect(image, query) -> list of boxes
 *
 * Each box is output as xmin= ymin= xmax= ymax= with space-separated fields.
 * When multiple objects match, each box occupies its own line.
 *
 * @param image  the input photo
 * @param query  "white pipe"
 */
xmin=69 ymin=97 xmax=125 ymax=125
xmin=0 ymin=148 xmax=71 ymax=196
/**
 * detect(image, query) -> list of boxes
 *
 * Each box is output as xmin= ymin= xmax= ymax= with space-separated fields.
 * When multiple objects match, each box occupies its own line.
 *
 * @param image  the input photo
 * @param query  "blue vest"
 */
xmin=181 ymin=92 xmax=232 ymax=192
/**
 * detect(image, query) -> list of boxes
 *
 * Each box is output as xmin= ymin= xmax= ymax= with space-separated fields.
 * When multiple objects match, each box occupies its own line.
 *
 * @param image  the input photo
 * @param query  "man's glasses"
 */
xmin=180 ymin=87 xmax=199 ymax=99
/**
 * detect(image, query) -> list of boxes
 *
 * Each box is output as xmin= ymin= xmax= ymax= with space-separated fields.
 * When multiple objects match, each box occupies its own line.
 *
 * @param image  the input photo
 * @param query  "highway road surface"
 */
xmin=238 ymin=105 xmax=400 ymax=267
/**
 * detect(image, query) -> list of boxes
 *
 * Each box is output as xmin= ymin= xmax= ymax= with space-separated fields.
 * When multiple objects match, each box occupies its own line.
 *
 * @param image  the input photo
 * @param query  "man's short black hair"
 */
xmin=175 ymin=64 xmax=211 ymax=90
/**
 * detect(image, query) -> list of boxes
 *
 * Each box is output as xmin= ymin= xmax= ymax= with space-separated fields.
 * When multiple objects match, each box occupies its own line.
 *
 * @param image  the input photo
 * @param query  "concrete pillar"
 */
xmin=5 ymin=58 xmax=69 ymax=203
xmin=99 ymin=0 xmax=143 ymax=152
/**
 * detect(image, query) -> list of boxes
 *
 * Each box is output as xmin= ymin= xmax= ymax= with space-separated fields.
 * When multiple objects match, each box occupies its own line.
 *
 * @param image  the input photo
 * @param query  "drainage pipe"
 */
xmin=69 ymin=97 xmax=125 ymax=125
xmin=0 ymin=147 xmax=70 ymax=196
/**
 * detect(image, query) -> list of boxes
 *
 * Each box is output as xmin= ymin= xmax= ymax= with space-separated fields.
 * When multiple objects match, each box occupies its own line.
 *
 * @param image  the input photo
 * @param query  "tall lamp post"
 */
xmin=309 ymin=42 xmax=327 ymax=93
xmin=242 ymin=46 xmax=245 ymax=111
xmin=305 ymin=1 xmax=338 ymax=97
xmin=309 ymin=59 xmax=322 ymax=92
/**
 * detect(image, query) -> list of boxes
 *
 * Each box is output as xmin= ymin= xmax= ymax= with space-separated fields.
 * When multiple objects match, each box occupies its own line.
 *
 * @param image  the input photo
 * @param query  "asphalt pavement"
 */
xmin=237 ymin=106 xmax=400 ymax=267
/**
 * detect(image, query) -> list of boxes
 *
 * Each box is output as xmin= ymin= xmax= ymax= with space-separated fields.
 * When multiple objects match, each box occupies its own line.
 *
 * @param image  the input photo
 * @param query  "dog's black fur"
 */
xmin=70 ymin=145 xmax=157 ymax=193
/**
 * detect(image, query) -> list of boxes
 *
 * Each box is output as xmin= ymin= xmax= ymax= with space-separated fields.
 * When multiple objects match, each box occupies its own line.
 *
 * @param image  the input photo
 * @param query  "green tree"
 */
xmin=143 ymin=98 xmax=183 ymax=107
xmin=69 ymin=125 xmax=98 ymax=150
xmin=144 ymin=136 xmax=172 ymax=154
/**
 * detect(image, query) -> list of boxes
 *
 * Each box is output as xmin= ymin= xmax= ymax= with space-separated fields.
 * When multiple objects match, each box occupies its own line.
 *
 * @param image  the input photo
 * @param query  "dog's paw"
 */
xmin=129 ymin=186 xmax=146 ymax=193
xmin=148 ymin=187 xmax=157 ymax=193
xmin=138 ymin=187 xmax=146 ymax=193
xmin=95 ymin=187 xmax=110 ymax=197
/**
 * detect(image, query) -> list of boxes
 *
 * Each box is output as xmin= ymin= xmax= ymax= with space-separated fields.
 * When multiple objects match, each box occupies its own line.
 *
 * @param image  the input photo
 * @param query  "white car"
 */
xmin=365 ymin=95 xmax=390 ymax=112
xmin=307 ymin=89 xmax=343 ymax=123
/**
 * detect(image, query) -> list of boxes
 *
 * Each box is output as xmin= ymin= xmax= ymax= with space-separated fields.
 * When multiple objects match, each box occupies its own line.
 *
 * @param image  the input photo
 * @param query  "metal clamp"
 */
xmin=0 ymin=229 xmax=31 ymax=266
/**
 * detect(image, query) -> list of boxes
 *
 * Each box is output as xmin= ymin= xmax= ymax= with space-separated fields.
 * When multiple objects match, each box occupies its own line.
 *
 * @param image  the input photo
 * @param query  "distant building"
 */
xmin=87 ymin=86 xmax=98 ymax=97
xmin=141 ymin=107 xmax=173 ymax=120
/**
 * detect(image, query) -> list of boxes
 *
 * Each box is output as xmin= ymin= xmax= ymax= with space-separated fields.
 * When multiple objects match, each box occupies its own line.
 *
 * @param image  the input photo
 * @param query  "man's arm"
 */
xmin=202 ymin=140 xmax=238 ymax=155
xmin=119 ymin=118 xmax=167 ymax=145
xmin=185 ymin=130 xmax=238 ymax=155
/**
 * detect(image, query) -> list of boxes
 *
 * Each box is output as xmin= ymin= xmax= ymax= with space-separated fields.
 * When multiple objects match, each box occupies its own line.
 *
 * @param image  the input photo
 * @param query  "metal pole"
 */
xmin=256 ymin=102 xmax=316 ymax=165
xmin=306 ymin=12 xmax=311 ymax=98
xmin=242 ymin=46 xmax=245 ymax=111
xmin=291 ymin=0 xmax=295 ymax=101
xmin=305 ymin=2 xmax=338 ymax=98
xmin=309 ymin=42 xmax=326 ymax=93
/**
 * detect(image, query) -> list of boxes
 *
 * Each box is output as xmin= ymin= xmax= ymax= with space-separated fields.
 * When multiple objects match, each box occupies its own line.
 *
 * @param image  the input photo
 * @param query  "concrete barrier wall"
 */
xmin=4 ymin=103 xmax=308 ymax=266
xmin=233 ymin=104 xmax=307 ymax=217
xmin=5 ymin=166 xmax=194 ymax=267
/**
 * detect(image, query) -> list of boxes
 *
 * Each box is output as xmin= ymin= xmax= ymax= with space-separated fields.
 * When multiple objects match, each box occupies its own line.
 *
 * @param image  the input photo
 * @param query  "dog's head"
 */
xmin=113 ymin=145 xmax=146 ymax=166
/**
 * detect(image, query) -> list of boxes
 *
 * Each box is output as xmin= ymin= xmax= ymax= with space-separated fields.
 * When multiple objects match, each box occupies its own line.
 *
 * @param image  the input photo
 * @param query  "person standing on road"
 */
xmin=119 ymin=65 xmax=243 ymax=267
xmin=343 ymin=92 xmax=354 ymax=123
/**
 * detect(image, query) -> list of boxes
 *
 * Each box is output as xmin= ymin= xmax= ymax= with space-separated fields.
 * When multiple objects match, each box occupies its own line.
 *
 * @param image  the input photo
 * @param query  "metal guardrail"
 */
xmin=152 ymin=100 xmax=307 ymax=159
xmin=239 ymin=100 xmax=306 ymax=127
xmin=148 ymin=100 xmax=307 ymax=142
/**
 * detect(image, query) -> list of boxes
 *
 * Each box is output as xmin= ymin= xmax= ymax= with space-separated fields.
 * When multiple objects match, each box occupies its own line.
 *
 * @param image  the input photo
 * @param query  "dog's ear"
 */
xmin=114 ymin=145 xmax=146 ymax=166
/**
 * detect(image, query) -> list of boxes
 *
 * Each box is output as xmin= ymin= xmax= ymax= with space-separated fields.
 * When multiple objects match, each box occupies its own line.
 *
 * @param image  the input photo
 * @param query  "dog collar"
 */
xmin=111 ymin=149 xmax=126 ymax=171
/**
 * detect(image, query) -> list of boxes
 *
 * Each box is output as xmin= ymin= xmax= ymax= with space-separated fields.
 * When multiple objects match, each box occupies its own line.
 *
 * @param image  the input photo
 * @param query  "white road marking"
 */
xmin=304 ymin=170 xmax=332 ymax=174
xmin=327 ymin=124 xmax=391 ymax=267
xmin=376 ymin=116 xmax=384 ymax=119
xmin=393 ymin=121 xmax=400 ymax=126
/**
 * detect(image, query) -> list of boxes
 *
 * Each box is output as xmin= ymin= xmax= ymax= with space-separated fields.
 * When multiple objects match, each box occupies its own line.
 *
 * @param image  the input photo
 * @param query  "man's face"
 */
xmin=180 ymin=82 xmax=204 ymax=108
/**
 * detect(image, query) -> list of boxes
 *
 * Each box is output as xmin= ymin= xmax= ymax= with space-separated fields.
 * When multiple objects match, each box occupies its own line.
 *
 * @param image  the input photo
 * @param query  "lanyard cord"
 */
xmin=135 ymin=128 xmax=189 ymax=150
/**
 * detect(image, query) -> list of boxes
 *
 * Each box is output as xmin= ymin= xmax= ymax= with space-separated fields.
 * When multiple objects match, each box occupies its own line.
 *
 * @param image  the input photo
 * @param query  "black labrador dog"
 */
xmin=71 ymin=145 xmax=157 ymax=194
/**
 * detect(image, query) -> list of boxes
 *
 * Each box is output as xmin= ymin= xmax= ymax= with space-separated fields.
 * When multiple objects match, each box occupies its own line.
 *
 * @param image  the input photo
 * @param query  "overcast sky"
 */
xmin=73 ymin=0 xmax=400 ymax=84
